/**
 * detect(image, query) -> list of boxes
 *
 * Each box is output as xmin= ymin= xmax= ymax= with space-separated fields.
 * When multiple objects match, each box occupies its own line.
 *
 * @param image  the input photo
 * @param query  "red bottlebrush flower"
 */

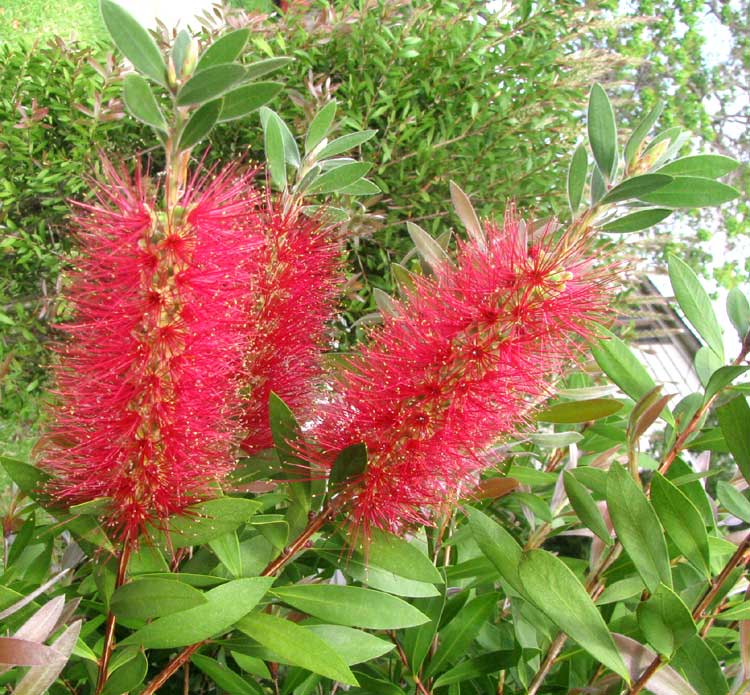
xmin=41 ymin=161 xmax=262 ymax=544
xmin=312 ymin=209 xmax=614 ymax=534
xmin=241 ymin=205 xmax=343 ymax=454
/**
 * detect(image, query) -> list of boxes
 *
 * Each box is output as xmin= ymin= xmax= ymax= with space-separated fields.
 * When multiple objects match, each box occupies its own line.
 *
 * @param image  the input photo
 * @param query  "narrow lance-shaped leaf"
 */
xmin=264 ymin=113 xmax=287 ymax=190
xmin=600 ymin=208 xmax=672 ymax=234
xmin=727 ymin=287 xmax=750 ymax=342
xmin=329 ymin=443 xmax=368 ymax=487
xmin=406 ymin=221 xmax=448 ymax=273
xmin=317 ymin=130 xmax=377 ymax=159
xmin=519 ymin=549 xmax=630 ymax=681
xmin=177 ymin=64 xmax=246 ymax=106
xmin=717 ymin=396 xmax=750 ymax=484
xmin=308 ymin=162 xmax=372 ymax=195
xmin=637 ymin=583 xmax=696 ymax=656
xmin=624 ymin=100 xmax=664 ymax=166
xmin=600 ymin=174 xmax=672 ymax=204
xmin=607 ymin=463 xmax=672 ymax=591
xmin=588 ymin=83 xmax=618 ymax=180
xmin=122 ymin=74 xmax=166 ymax=131
xmin=640 ymin=176 xmax=739 ymax=208
xmin=668 ymin=254 xmax=724 ymax=360
xmin=178 ymin=100 xmax=220 ymax=150
xmin=450 ymin=181 xmax=485 ymax=249
xmin=536 ymin=398 xmax=623 ymax=423
xmin=466 ymin=506 xmax=523 ymax=594
xmin=306 ymin=100 xmax=337 ymax=153
xmin=567 ymin=144 xmax=587 ymax=212
xmin=195 ymin=28 xmax=250 ymax=71
xmin=563 ymin=471 xmax=612 ymax=545
xmin=657 ymin=154 xmax=739 ymax=178
xmin=100 ymin=0 xmax=166 ymax=85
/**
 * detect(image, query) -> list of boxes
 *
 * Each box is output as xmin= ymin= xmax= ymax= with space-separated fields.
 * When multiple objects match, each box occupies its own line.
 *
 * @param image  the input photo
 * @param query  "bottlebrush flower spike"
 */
xmin=241 ymin=204 xmax=343 ymax=454
xmin=312 ymin=208 xmax=614 ymax=534
xmin=41 ymin=161 xmax=261 ymax=544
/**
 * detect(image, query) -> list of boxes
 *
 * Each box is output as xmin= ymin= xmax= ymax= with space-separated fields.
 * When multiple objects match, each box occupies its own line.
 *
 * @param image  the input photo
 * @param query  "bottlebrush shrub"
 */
xmin=40 ymin=162 xmax=262 ymax=544
xmin=311 ymin=211 xmax=614 ymax=535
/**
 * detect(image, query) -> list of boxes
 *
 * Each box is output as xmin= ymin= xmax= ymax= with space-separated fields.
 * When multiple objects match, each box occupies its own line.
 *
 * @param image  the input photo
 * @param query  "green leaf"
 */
xmin=178 ymin=99 xmax=220 ymax=150
xmin=191 ymin=655 xmax=262 ymax=695
xmin=268 ymin=392 xmax=307 ymax=474
xmin=318 ymin=130 xmax=377 ymax=159
xmin=353 ymin=528 xmax=443 ymax=584
xmin=236 ymin=612 xmax=357 ymax=685
xmin=671 ymin=635 xmax=728 ymax=695
xmin=195 ymin=29 xmax=250 ymax=71
xmin=0 ymin=457 xmax=51 ymax=497
xmin=325 ymin=552 xmax=438 ymax=597
xmin=219 ymin=82 xmax=283 ymax=122
xmin=600 ymin=208 xmax=672 ymax=233
xmin=100 ymin=0 xmax=166 ymax=85
xmin=450 ymin=181 xmax=485 ymax=249
xmin=308 ymin=162 xmax=372 ymax=194
xmin=177 ymin=64 xmax=246 ymax=105
xmin=717 ymin=396 xmax=750 ymax=483
xmin=121 ymin=577 xmax=272 ymax=648
xmin=717 ymin=600 xmax=750 ymax=621
xmin=518 ymin=549 xmax=630 ymax=681
xmin=591 ymin=165 xmax=606 ymax=204
xmin=596 ymin=576 xmax=645 ymax=605
xmin=587 ymin=83 xmax=618 ymax=180
xmin=650 ymin=473 xmax=710 ymax=576
xmin=466 ymin=506 xmax=523 ymax=594
xmin=405 ymin=221 xmax=448 ymax=272
xmin=306 ymin=100 xmax=337 ymax=153
xmin=111 ymin=577 xmax=207 ymax=620
xmin=271 ymin=585 xmax=429 ymax=629
xmin=536 ymin=398 xmax=623 ymax=423
xmin=624 ymin=100 xmax=663 ymax=165
xmin=305 ymin=625 xmax=395 ymax=665
xmin=432 ymin=651 xmax=515 ymax=689
xmin=716 ymin=481 xmax=750 ymax=523
xmin=627 ymin=385 xmax=674 ymax=444
xmin=402 ymin=594 xmax=444 ymax=672
xmin=244 ymin=57 xmax=293 ymax=81
xmin=329 ymin=443 xmax=367 ymax=488
xmin=563 ymin=471 xmax=611 ymax=545
xmin=209 ymin=531 xmax=243 ymax=578
xmin=727 ymin=287 xmax=750 ymax=342
xmin=639 ymin=176 xmax=739 ymax=208
xmin=259 ymin=107 xmax=300 ymax=167
xmin=637 ymin=583 xmax=696 ymax=656
xmin=264 ymin=111 xmax=287 ymax=190
xmin=704 ymin=365 xmax=749 ymax=403
xmin=600 ymin=174 xmax=672 ymax=204
xmin=695 ymin=346 xmax=722 ymax=387
xmin=122 ymin=74 xmax=166 ymax=131
xmin=166 ymin=497 xmax=260 ymax=548
xmin=170 ymin=30 xmax=192 ymax=77
xmin=101 ymin=652 xmax=148 ymax=695
xmin=607 ymin=463 xmax=672 ymax=591
xmin=338 ymin=178 xmax=381 ymax=195
xmin=591 ymin=328 xmax=673 ymax=425
xmin=567 ymin=144 xmax=587 ymax=212
xmin=424 ymin=593 xmax=498 ymax=677
xmin=657 ymin=154 xmax=739 ymax=178
xmin=668 ymin=254 xmax=724 ymax=360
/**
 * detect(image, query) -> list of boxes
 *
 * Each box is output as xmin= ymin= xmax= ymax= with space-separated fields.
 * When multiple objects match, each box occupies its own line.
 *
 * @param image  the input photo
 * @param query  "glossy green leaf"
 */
xmin=0 ymin=457 xmax=51 ymax=496
xmin=600 ymin=207 xmax=672 ymax=233
xmin=596 ymin=576 xmax=645 ymax=605
xmin=424 ymin=592 xmax=499 ymax=677
xmin=318 ymin=130 xmax=377 ymax=159
xmin=121 ymin=577 xmax=272 ymax=648
xmin=704 ymin=365 xmax=749 ymax=403
xmin=671 ymin=635 xmax=728 ymax=695
xmin=600 ymin=174 xmax=672 ymax=204
xmin=306 ymin=100 xmax=337 ymax=152
xmin=567 ymin=144 xmax=587 ymax=212
xmin=178 ymin=99 xmax=220 ymax=150
xmin=244 ymin=56 xmax=293 ymax=81
xmin=572 ymin=466 xmax=608 ymax=498
xmin=563 ymin=471 xmax=611 ymax=544
xmin=329 ymin=442 xmax=367 ymax=488
xmin=637 ymin=583 xmax=696 ymax=656
xmin=306 ymin=625 xmax=395 ymax=665
xmin=101 ymin=651 xmax=148 ymax=695
xmin=519 ymin=549 xmax=630 ymax=681
xmin=668 ymin=254 xmax=724 ymax=360
xmin=177 ymin=64 xmax=246 ymax=105
xmin=717 ymin=396 xmax=750 ymax=483
xmin=236 ymin=612 xmax=357 ymax=685
xmin=100 ymin=0 xmax=166 ymax=85
xmin=191 ymin=655 xmax=262 ymax=695
xmin=536 ymin=398 xmax=623 ymax=423
xmin=324 ymin=552 xmax=437 ymax=597
xmin=122 ymin=74 xmax=166 ymax=131
xmin=624 ymin=100 xmax=663 ymax=165
xmin=166 ymin=497 xmax=261 ymax=548
xmin=111 ymin=577 xmax=207 ymax=620
xmin=231 ymin=652 xmax=271 ymax=679
xmin=356 ymin=528 xmax=443 ymax=584
xmin=717 ymin=601 xmax=750 ymax=621
xmin=195 ymin=29 xmax=250 ymax=71
xmin=264 ymin=111 xmax=287 ymax=190
xmin=640 ymin=176 xmax=739 ymax=208
xmin=650 ymin=473 xmax=710 ymax=576
xmin=657 ymin=154 xmax=739 ymax=178
xmin=308 ymin=162 xmax=372 ymax=194
xmin=529 ymin=431 xmax=583 ymax=448
xmin=716 ymin=480 xmax=750 ymax=523
xmin=271 ymin=585 xmax=429 ymax=629
xmin=401 ymin=594 xmax=444 ymax=672
xmin=588 ymin=83 xmax=618 ymax=180
xmin=209 ymin=530 xmax=243 ymax=577
xmin=727 ymin=287 xmax=750 ymax=342
xmin=219 ymin=82 xmax=283 ymax=122
xmin=268 ymin=392 xmax=306 ymax=472
xmin=628 ymin=385 xmax=674 ymax=444
xmin=607 ymin=464 xmax=672 ymax=591
xmin=467 ymin=506 xmax=523 ymax=594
